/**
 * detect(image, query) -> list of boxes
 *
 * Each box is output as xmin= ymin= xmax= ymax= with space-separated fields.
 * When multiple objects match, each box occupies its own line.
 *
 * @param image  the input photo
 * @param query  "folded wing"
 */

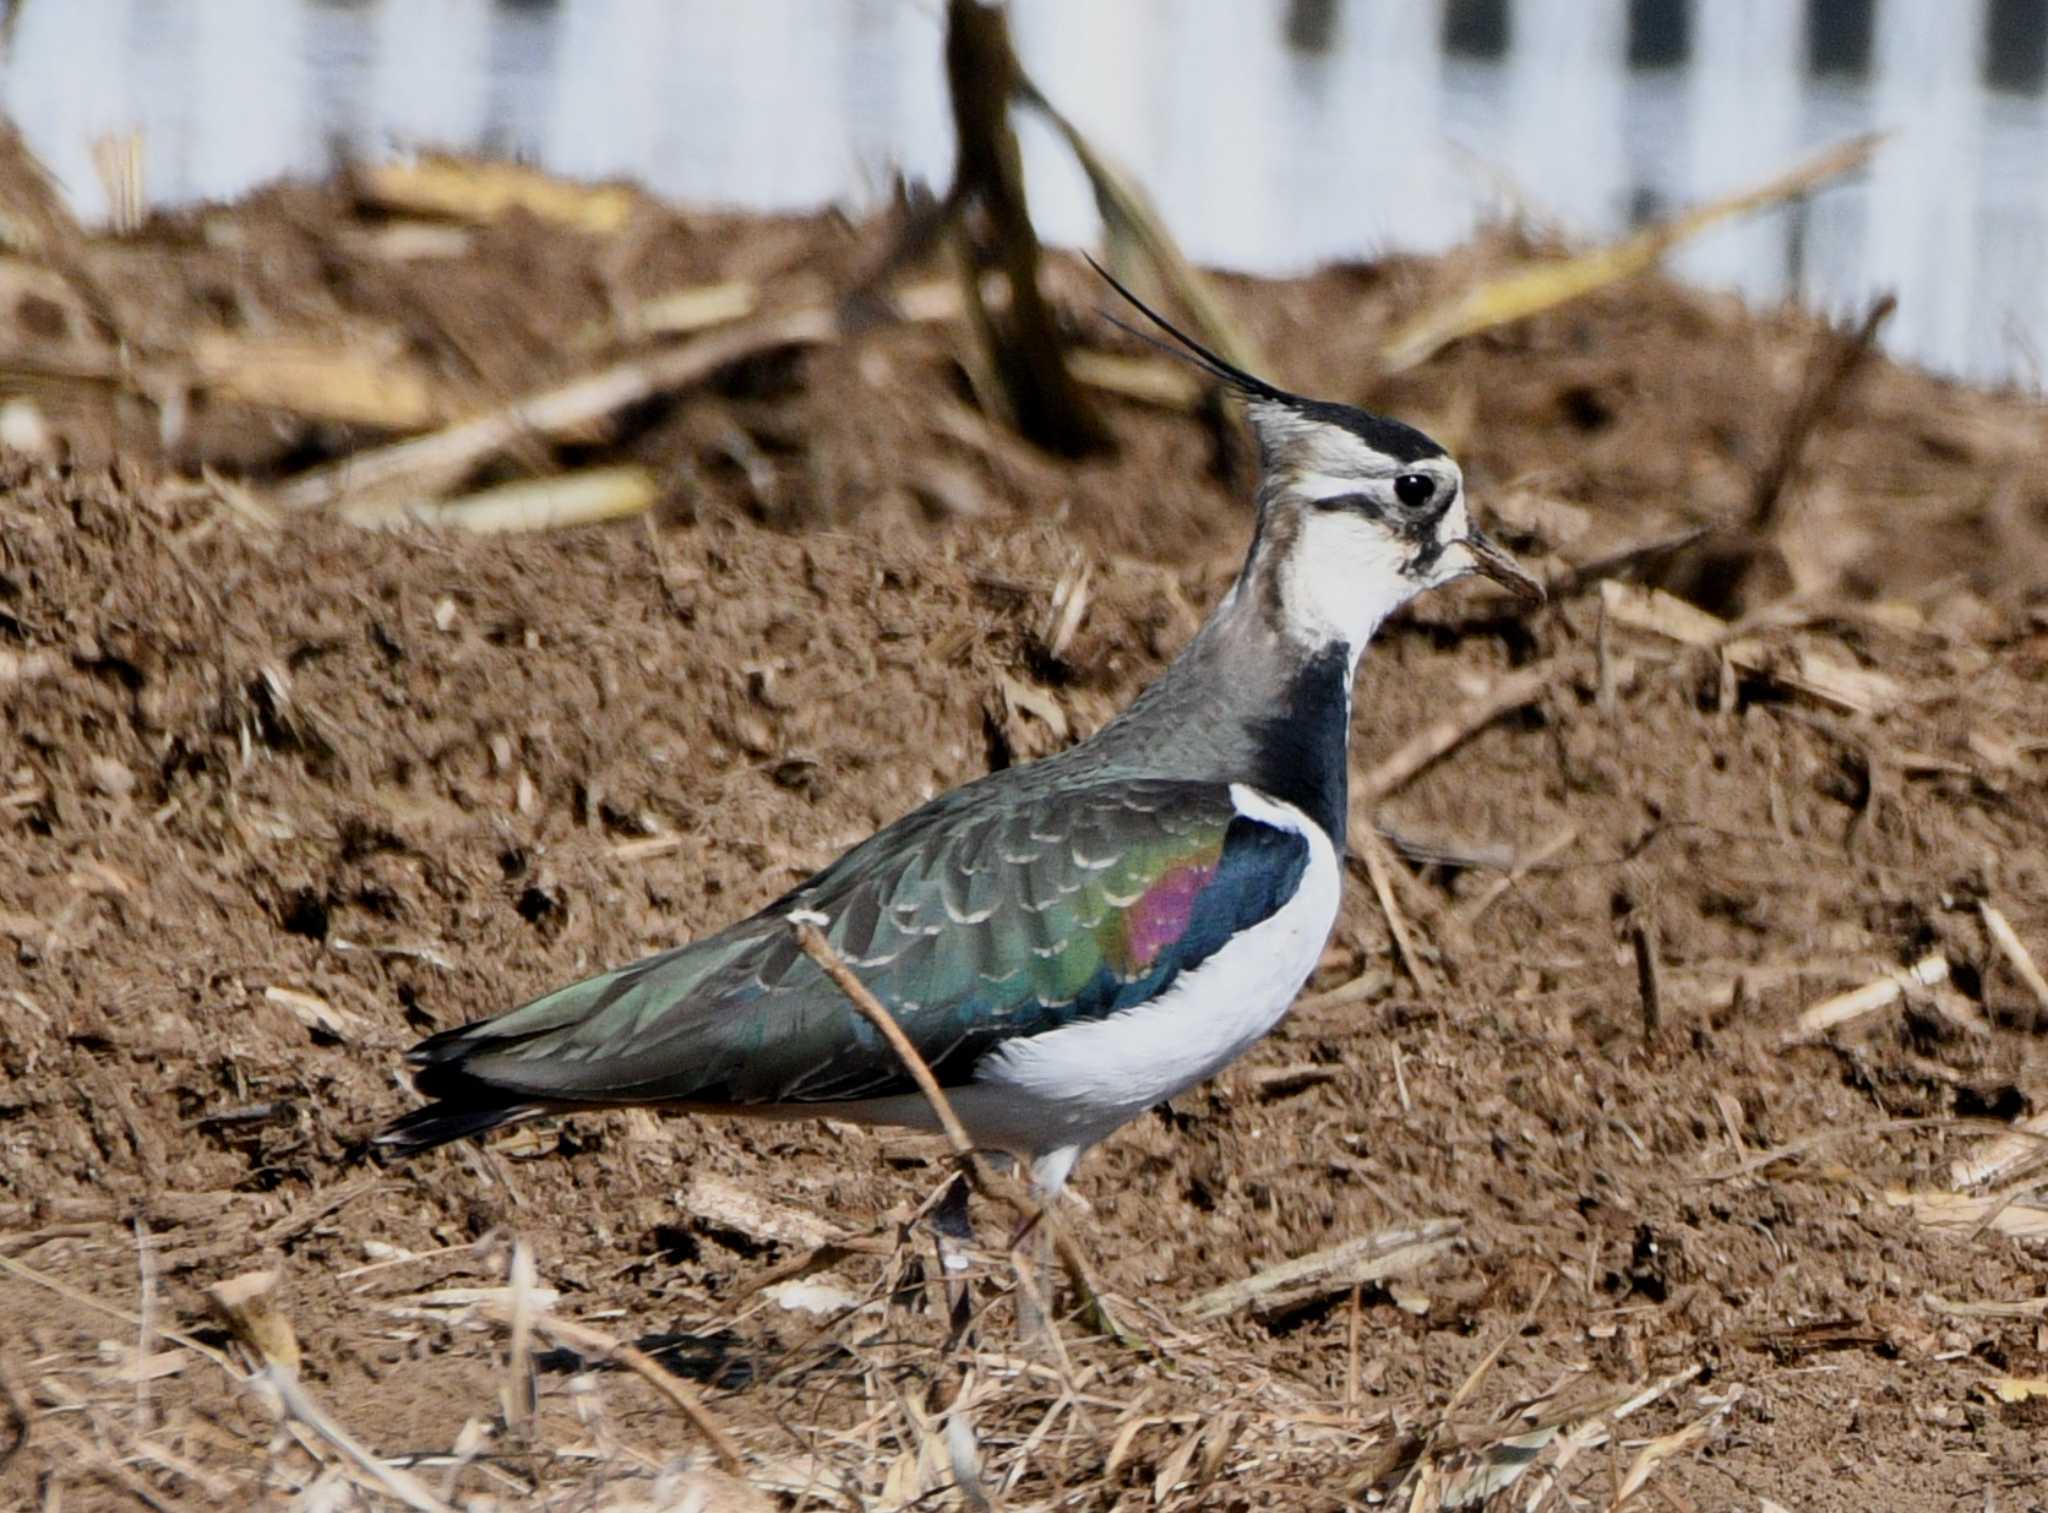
xmin=378 ymin=777 xmax=1308 ymax=1152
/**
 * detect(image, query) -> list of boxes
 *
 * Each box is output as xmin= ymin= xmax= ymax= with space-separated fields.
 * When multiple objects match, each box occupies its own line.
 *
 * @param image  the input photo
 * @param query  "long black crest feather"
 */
xmin=1084 ymin=254 xmax=1449 ymax=466
xmin=1083 ymin=254 xmax=1293 ymax=406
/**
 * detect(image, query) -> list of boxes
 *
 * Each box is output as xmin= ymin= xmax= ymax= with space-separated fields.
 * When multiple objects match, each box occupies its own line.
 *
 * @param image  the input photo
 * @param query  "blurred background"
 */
xmin=5 ymin=7 xmax=2048 ymax=1511
xmin=2 ymin=0 xmax=2044 ymax=386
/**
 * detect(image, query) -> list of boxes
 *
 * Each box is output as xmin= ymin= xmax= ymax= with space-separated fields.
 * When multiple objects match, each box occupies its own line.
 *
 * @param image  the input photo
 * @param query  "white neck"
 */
xmin=1270 ymin=510 xmax=1419 ymax=667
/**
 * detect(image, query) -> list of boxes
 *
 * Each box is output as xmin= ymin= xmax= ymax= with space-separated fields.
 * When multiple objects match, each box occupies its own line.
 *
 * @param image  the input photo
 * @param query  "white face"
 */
xmin=1277 ymin=504 xmax=1460 ymax=662
xmin=1251 ymin=405 xmax=1480 ymax=654
xmin=1245 ymin=400 xmax=1540 ymax=655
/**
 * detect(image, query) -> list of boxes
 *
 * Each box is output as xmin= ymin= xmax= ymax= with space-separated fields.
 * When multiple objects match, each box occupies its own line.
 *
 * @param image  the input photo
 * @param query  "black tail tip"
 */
xmin=371 ymin=1099 xmax=538 ymax=1159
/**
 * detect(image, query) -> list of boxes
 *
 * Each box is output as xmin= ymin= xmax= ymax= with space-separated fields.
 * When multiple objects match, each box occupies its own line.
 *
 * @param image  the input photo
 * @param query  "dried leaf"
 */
xmin=683 ymin=1174 xmax=842 ymax=1251
xmin=1435 ymin=1427 xmax=1557 ymax=1509
xmin=1383 ymin=134 xmax=1879 ymax=370
xmin=1151 ymin=1420 xmax=1204 ymax=1506
xmin=1950 ymin=1110 xmax=2048 ymax=1190
xmin=605 ymin=280 xmax=758 ymax=344
xmin=1066 ymin=350 xmax=1203 ymax=409
xmin=1782 ymin=956 xmax=1949 ymax=1044
xmin=264 ymin=985 xmax=366 ymax=1040
xmin=1979 ymin=1376 xmax=2048 ymax=1404
xmin=998 ymin=673 xmax=1069 ymax=741
xmin=206 ymin=1269 xmax=300 ymax=1372
xmin=1185 ymin=1218 xmax=1462 ymax=1319
xmin=359 ymin=157 xmax=637 ymax=233
xmin=1925 ymin=1293 xmax=2048 ymax=1321
xmin=1610 ymin=1390 xmax=1738 ymax=1505
xmin=1889 ymin=1188 xmax=2048 ymax=1242
xmin=343 ymin=467 xmax=657 ymax=535
xmin=1981 ymin=901 xmax=2048 ymax=1013
xmin=191 ymin=334 xmax=444 ymax=430
xmin=1601 ymin=581 xmax=1903 ymax=714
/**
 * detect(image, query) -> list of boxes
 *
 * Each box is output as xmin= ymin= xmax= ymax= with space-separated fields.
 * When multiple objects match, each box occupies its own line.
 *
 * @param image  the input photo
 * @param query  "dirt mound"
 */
xmin=3 ymin=182 xmax=2048 ymax=1509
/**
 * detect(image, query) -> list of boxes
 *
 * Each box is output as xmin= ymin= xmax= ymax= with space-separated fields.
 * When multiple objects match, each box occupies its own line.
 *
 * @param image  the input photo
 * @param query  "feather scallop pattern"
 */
xmin=405 ymin=777 xmax=1310 ymax=1112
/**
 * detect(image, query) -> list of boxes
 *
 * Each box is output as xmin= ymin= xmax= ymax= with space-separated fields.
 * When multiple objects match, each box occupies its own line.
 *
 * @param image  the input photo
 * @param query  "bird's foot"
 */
xmin=1073 ymin=1286 xmax=1150 ymax=1353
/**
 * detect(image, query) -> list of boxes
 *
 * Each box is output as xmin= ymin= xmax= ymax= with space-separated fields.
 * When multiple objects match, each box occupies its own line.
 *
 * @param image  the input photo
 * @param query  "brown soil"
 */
xmin=3 ymin=170 xmax=2048 ymax=1511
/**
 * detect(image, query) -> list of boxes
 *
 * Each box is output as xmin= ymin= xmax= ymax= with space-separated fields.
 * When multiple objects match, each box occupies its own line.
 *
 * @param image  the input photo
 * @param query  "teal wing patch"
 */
xmin=406 ymin=777 xmax=1310 ymax=1109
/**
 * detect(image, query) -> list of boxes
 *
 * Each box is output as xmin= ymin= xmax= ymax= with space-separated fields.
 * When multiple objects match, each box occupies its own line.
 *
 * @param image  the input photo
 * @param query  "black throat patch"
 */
xmin=1243 ymin=643 xmax=1352 ymax=850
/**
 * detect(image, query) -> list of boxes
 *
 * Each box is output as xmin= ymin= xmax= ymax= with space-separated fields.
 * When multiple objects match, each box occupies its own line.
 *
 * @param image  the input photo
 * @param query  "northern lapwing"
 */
xmin=375 ymin=271 xmax=1540 ymax=1223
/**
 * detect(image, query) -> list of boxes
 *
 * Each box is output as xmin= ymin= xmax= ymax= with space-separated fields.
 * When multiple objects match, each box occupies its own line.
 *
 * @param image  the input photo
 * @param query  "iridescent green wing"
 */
xmin=405 ymin=778 xmax=1310 ymax=1108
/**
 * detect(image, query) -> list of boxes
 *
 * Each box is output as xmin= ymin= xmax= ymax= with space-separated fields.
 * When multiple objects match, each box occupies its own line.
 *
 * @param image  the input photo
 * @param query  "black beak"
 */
xmin=1463 ymin=529 xmax=1545 ymax=604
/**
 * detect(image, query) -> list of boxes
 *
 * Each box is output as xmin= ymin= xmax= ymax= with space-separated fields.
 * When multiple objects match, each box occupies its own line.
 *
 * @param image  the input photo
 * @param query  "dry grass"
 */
xmin=4 ymin=140 xmax=2047 ymax=1509
xmin=5 ymin=428 xmax=2046 ymax=1507
xmin=1 ymin=1215 xmax=1761 ymax=1510
xmin=6 ymin=568 xmax=2046 ymax=1506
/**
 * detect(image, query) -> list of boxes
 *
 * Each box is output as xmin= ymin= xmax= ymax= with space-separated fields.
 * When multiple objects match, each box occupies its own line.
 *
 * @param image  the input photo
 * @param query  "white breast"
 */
xmin=954 ymin=784 xmax=1341 ymax=1156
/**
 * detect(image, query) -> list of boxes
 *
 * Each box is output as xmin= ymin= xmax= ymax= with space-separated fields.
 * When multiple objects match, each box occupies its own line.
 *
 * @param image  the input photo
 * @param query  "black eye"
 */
xmin=1393 ymin=473 xmax=1436 ymax=509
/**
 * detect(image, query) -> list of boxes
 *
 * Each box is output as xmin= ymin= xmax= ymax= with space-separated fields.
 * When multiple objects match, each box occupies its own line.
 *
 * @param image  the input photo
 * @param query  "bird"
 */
xmin=374 ymin=268 xmax=1540 ymax=1225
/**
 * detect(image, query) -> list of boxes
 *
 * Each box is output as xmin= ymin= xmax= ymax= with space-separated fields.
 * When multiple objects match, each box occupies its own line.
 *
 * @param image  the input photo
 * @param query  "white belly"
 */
xmin=948 ymin=784 xmax=1341 ymax=1156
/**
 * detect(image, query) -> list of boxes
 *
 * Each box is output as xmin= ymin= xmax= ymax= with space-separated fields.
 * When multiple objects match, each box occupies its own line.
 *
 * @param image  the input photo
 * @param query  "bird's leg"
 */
xmin=931 ymin=1170 xmax=975 ymax=1258
xmin=929 ymin=1171 xmax=976 ymax=1341
xmin=1059 ymin=1236 xmax=1144 ymax=1349
xmin=1006 ymin=1204 xmax=1057 ymax=1340
xmin=1034 ymin=1151 xmax=1154 ymax=1350
xmin=988 ymin=1153 xmax=1054 ymax=1339
xmin=999 ymin=1147 xmax=1136 ymax=1347
xmin=984 ymin=1149 xmax=1143 ymax=1345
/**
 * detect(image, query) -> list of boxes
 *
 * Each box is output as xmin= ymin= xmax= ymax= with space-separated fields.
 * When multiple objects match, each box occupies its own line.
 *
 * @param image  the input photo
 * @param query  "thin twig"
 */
xmin=1653 ymin=292 xmax=1896 ymax=616
xmin=1458 ymin=824 xmax=1578 ymax=925
xmin=1357 ymin=658 xmax=1580 ymax=803
xmin=1381 ymin=131 xmax=1881 ymax=372
xmin=0 ymin=1353 xmax=27 ymax=1477
xmin=789 ymin=914 xmax=1126 ymax=1342
xmin=1344 ymin=1284 xmax=1362 ymax=1424
xmin=1378 ymin=825 xmax=1518 ymax=872
xmin=0 ymin=1253 xmax=240 ymax=1379
xmin=1544 ymin=525 xmax=1715 ymax=605
xmin=1693 ymin=1113 xmax=2048 ymax=1183
xmin=1013 ymin=70 xmax=1265 ymax=377
xmin=791 ymin=914 xmax=978 ymax=1157
xmin=482 ymin=1304 xmax=746 ymax=1474
xmin=1297 ymin=966 xmax=1396 ymax=1017
xmin=267 ymin=1370 xmax=457 ymax=1513
xmin=1748 ymin=293 xmax=1896 ymax=534
xmin=133 ymin=1214 xmax=157 ymax=1432
xmin=1397 ymin=1273 xmax=1557 ymax=1502
xmin=1631 ymin=917 xmax=1664 ymax=1041
xmin=1356 ymin=829 xmax=1439 ymax=994
xmin=256 ymin=1174 xmax=389 ymax=1248
xmin=46 ymin=1424 xmax=202 ymax=1513
xmin=207 ymin=1270 xmax=457 ymax=1512
xmin=1980 ymin=901 xmax=2048 ymax=1013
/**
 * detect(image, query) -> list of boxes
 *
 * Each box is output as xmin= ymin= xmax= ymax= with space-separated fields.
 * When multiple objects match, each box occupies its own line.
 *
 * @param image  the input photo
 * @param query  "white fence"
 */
xmin=2 ymin=0 xmax=2043 ymax=384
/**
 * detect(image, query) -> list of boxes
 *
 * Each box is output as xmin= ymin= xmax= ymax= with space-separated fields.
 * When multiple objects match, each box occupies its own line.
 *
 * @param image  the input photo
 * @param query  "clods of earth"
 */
xmin=3 ymin=165 xmax=2048 ymax=1509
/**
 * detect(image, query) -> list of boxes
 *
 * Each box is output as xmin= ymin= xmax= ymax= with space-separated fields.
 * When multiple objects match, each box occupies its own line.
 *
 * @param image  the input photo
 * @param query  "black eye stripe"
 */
xmin=1307 ymin=481 xmax=1449 ymax=515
